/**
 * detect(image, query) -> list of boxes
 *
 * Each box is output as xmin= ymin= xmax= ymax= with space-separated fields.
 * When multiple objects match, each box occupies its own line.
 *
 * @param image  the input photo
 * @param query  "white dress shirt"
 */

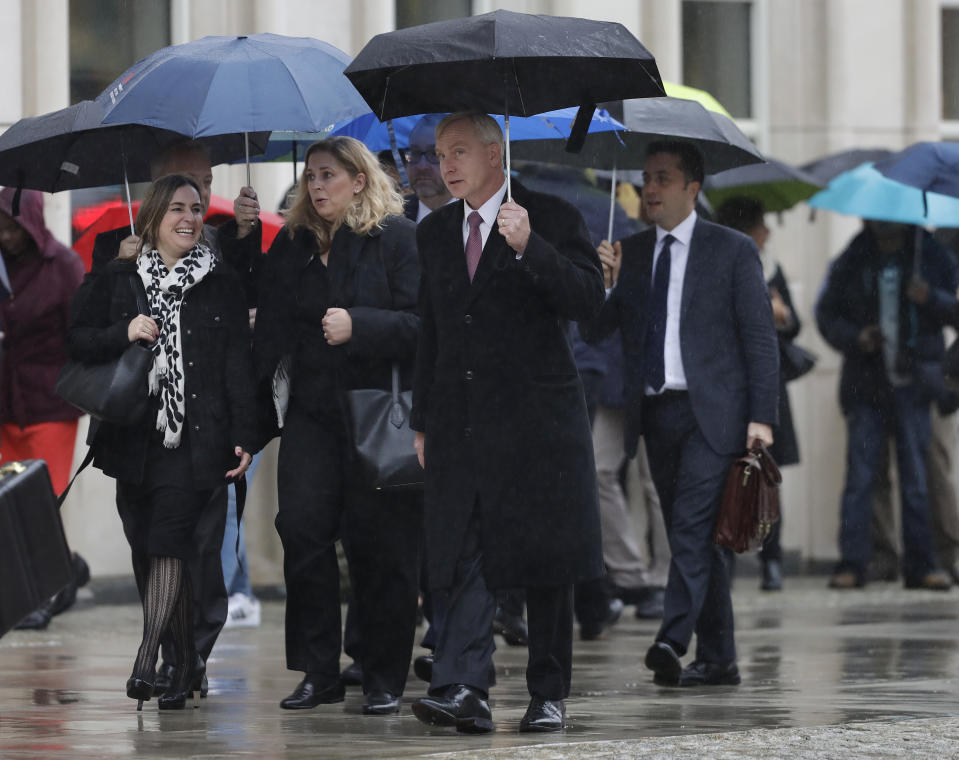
xmin=646 ymin=209 xmax=698 ymax=395
xmin=461 ymin=177 xmax=508 ymax=251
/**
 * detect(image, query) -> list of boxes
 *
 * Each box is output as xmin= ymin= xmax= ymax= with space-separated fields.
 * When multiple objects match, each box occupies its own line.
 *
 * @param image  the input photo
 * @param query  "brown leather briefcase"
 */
xmin=714 ymin=442 xmax=782 ymax=553
xmin=0 ymin=460 xmax=74 ymax=637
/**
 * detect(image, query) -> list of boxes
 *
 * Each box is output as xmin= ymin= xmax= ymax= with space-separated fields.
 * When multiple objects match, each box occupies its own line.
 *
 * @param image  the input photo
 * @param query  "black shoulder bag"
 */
xmin=56 ymin=274 xmax=153 ymax=426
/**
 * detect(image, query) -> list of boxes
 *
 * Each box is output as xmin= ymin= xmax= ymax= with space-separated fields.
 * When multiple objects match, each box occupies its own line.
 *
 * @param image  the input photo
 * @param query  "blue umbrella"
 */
xmin=808 ymin=162 xmax=959 ymax=227
xmin=256 ymin=107 xmax=624 ymax=162
xmin=96 ymin=33 xmax=371 ymax=184
xmin=874 ymin=142 xmax=959 ymax=199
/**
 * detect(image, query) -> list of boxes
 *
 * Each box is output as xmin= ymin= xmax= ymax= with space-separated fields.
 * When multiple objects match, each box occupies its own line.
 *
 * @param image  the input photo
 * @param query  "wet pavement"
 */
xmin=1 ymin=577 xmax=959 ymax=758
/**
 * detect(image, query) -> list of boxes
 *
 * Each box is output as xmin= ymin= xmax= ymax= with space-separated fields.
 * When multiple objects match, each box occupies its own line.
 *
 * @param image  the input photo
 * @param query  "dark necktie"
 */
xmin=465 ymin=211 xmax=483 ymax=281
xmin=644 ymin=234 xmax=675 ymax=393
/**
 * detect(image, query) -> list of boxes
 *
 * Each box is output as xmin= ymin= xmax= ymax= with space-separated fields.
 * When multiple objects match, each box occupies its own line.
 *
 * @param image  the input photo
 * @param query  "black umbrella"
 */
xmin=511 ymin=97 xmax=764 ymax=239
xmin=0 ymin=100 xmax=268 ymax=225
xmin=800 ymin=147 xmax=892 ymax=186
xmin=344 ymin=10 xmax=665 ymax=197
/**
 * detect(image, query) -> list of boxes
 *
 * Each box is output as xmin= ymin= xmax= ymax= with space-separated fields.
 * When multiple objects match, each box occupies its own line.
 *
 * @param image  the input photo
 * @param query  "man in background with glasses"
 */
xmin=404 ymin=114 xmax=453 ymax=223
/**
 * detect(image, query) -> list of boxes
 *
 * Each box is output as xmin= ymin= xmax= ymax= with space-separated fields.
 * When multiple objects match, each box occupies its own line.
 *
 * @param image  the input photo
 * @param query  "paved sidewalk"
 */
xmin=1 ymin=577 xmax=958 ymax=758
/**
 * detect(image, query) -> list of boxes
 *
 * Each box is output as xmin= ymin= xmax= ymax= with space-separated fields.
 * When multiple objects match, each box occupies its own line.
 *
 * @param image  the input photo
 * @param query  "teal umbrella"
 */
xmin=807 ymin=162 xmax=959 ymax=226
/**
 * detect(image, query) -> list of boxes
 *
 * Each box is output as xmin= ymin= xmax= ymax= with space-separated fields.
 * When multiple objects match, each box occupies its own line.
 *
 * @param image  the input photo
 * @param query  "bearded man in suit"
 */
xmin=410 ymin=111 xmax=604 ymax=734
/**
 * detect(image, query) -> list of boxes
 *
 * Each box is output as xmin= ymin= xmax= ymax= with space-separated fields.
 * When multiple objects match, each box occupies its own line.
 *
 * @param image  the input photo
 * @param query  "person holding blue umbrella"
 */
xmin=815 ymin=219 xmax=959 ymax=591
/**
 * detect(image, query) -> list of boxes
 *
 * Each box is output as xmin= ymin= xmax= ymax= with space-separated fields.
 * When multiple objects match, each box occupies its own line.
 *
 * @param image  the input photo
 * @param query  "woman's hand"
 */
xmin=225 ymin=446 xmax=253 ymax=480
xmin=322 ymin=307 xmax=352 ymax=345
xmin=414 ymin=431 xmax=425 ymax=469
xmin=127 ymin=314 xmax=159 ymax=343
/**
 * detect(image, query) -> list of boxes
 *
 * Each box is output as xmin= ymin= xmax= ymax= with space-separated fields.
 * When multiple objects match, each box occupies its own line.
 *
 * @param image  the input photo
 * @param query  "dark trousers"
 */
xmin=642 ymin=393 xmax=736 ymax=664
xmin=430 ymin=512 xmax=573 ymax=700
xmin=838 ymin=386 xmax=937 ymax=583
xmin=276 ymin=403 xmax=421 ymax=695
xmin=116 ymin=484 xmax=227 ymax=665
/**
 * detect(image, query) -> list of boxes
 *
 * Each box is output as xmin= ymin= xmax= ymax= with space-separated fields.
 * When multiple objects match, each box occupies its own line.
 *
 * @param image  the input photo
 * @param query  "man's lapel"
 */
xmin=681 ymin=218 xmax=708 ymax=320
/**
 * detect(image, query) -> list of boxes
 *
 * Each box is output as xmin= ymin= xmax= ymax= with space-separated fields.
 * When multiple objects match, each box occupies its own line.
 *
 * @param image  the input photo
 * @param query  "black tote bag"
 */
xmin=56 ymin=274 xmax=152 ymax=426
xmin=346 ymin=363 xmax=423 ymax=491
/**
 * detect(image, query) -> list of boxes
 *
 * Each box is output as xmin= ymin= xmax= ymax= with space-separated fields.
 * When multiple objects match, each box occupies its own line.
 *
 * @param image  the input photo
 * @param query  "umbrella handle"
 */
xmin=505 ymin=112 xmax=512 ymax=202
xmin=607 ymin=163 xmax=617 ymax=244
xmin=245 ymin=132 xmax=257 ymax=228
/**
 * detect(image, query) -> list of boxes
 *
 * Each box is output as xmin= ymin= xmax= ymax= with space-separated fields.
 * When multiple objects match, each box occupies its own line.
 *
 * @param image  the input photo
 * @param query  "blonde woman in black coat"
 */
xmin=254 ymin=137 xmax=421 ymax=715
xmin=68 ymin=174 xmax=255 ymax=710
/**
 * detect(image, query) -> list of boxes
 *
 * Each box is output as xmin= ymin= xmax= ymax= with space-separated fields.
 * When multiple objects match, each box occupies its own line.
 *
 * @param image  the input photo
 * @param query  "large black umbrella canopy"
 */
xmin=0 ymin=100 xmax=268 ymax=193
xmin=511 ymin=97 xmax=764 ymax=175
xmin=344 ymin=10 xmax=665 ymax=120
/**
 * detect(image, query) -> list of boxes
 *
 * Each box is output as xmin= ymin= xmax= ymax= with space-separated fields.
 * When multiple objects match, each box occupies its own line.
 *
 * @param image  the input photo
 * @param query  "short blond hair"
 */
xmin=436 ymin=111 xmax=505 ymax=166
xmin=284 ymin=136 xmax=404 ymax=251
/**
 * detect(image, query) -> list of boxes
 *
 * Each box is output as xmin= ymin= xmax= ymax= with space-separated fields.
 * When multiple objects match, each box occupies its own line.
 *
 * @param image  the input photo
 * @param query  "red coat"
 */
xmin=0 ymin=188 xmax=84 ymax=425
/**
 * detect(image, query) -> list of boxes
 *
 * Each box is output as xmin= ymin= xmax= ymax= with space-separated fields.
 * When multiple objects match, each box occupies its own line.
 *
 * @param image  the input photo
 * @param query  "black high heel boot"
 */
xmin=158 ymin=652 xmax=195 ymax=710
xmin=126 ymin=676 xmax=154 ymax=712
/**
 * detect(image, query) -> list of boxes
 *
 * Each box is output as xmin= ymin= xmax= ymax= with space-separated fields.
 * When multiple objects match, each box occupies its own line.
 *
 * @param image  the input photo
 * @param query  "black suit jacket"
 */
xmin=412 ymin=180 xmax=605 ymax=589
xmin=584 ymin=217 xmax=779 ymax=458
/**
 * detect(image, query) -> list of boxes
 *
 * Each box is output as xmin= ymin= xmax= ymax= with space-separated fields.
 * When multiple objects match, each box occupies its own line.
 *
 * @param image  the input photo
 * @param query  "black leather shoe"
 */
xmin=340 ymin=661 xmax=363 ymax=687
xmin=645 ymin=640 xmax=682 ymax=685
xmin=634 ymin=588 xmax=665 ymax=619
xmin=158 ymin=652 xmax=196 ymax=710
xmin=154 ymin=662 xmax=174 ymax=696
xmin=580 ymin=598 xmax=624 ymax=641
xmin=413 ymin=654 xmax=433 ymax=683
xmin=519 ymin=697 xmax=565 ymax=732
xmin=493 ymin=606 xmax=528 ymax=646
xmin=280 ymin=674 xmax=345 ymax=709
xmin=363 ymin=691 xmax=401 ymax=715
xmin=678 ymin=660 xmax=741 ymax=687
xmin=761 ymin=560 xmax=783 ymax=591
xmin=411 ymin=685 xmax=493 ymax=733
xmin=14 ymin=602 xmax=53 ymax=631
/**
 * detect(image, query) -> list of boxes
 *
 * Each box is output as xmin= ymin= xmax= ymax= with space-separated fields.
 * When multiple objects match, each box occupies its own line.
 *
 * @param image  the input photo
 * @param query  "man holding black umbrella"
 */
xmin=410 ymin=111 xmax=604 ymax=734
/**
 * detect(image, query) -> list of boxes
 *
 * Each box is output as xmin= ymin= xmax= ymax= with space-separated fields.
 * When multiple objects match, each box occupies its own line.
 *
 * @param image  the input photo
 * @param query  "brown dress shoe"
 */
xmin=828 ymin=571 xmax=864 ymax=589
xmin=904 ymin=571 xmax=952 ymax=591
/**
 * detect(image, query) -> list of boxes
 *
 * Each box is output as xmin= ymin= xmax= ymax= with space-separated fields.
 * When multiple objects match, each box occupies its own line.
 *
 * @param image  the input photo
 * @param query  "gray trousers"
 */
xmin=592 ymin=405 xmax=670 ymax=588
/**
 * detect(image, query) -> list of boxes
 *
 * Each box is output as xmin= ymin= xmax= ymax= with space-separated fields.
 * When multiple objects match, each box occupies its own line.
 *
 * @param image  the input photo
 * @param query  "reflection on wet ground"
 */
xmin=1 ymin=578 xmax=958 ymax=758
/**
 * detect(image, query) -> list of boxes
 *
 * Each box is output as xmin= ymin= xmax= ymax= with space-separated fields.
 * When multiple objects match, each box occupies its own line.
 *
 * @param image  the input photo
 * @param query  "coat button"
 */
xmin=191 ymin=393 xmax=197 ymax=399
xmin=464 ymin=426 xmax=472 ymax=438
xmin=214 ymin=316 xmax=220 ymax=322
xmin=186 ymin=329 xmax=192 ymax=335
xmin=194 ymin=425 xmax=200 ymax=432
xmin=464 ymin=314 xmax=472 ymax=324
xmin=465 ymin=370 xmax=473 ymax=380
xmin=188 ymin=361 xmax=194 ymax=367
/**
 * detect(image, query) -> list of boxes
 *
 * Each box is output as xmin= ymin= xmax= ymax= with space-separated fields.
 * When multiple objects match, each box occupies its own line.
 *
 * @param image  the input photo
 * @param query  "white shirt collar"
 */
xmin=465 ymin=176 xmax=509 ymax=227
xmin=656 ymin=209 xmax=697 ymax=248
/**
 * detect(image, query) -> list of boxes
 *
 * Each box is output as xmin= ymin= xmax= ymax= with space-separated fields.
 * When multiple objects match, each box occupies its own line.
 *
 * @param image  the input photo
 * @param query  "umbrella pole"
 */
xmin=914 ymin=224 xmax=924 ymax=278
xmin=245 ymin=131 xmax=251 ymax=188
xmin=293 ymin=141 xmax=298 ymax=185
xmin=123 ymin=162 xmax=134 ymax=236
xmin=607 ymin=162 xmax=617 ymax=243
xmin=505 ymin=112 xmax=512 ymax=201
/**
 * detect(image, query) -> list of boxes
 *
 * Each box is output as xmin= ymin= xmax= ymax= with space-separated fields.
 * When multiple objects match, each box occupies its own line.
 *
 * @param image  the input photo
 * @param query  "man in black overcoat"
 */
xmin=585 ymin=141 xmax=779 ymax=688
xmin=410 ymin=112 xmax=605 ymax=734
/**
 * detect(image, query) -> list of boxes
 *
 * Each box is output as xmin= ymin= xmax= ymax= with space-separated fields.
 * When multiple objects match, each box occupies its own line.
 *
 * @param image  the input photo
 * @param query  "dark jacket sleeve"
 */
xmin=514 ymin=194 xmax=605 ymax=323
xmin=732 ymin=236 xmax=780 ymax=425
xmin=815 ymin=253 xmax=864 ymax=356
xmin=581 ymin=232 xmax=643 ymax=345
xmin=217 ymin=270 xmax=258 ymax=453
xmin=410 ymin=226 xmax=437 ymax=433
xmin=67 ymin=268 xmax=135 ymax=364
xmin=346 ymin=218 xmax=420 ymax=361
xmin=216 ymin=218 xmax=262 ymax=307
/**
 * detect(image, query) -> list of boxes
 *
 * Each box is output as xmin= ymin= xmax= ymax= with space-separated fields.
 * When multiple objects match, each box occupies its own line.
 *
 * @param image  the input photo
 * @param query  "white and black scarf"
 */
xmin=137 ymin=244 xmax=216 ymax=448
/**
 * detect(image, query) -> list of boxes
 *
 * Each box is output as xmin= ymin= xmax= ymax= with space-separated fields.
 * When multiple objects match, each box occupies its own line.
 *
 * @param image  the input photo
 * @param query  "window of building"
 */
xmin=682 ymin=0 xmax=753 ymax=119
xmin=395 ymin=0 xmax=471 ymax=30
xmin=943 ymin=6 xmax=959 ymax=120
xmin=69 ymin=0 xmax=170 ymax=103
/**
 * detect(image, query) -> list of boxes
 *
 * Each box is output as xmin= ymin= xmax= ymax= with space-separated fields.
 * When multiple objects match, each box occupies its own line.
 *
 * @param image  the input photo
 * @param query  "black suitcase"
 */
xmin=0 ymin=460 xmax=74 ymax=637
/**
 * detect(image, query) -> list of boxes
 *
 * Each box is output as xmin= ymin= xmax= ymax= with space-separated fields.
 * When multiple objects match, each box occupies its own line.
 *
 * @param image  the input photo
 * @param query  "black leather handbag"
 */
xmin=346 ymin=363 xmax=424 ymax=491
xmin=780 ymin=339 xmax=817 ymax=383
xmin=56 ymin=274 xmax=153 ymax=426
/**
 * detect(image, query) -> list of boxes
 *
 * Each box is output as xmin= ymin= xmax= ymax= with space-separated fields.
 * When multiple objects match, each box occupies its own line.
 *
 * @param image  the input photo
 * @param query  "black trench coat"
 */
xmin=411 ymin=180 xmax=605 ymax=590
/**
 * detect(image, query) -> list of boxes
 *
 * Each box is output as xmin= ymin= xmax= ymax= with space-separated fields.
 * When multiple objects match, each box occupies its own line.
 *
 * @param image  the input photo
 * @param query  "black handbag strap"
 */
xmin=57 ymin=446 xmax=95 ymax=509
xmin=130 ymin=273 xmax=149 ymax=317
